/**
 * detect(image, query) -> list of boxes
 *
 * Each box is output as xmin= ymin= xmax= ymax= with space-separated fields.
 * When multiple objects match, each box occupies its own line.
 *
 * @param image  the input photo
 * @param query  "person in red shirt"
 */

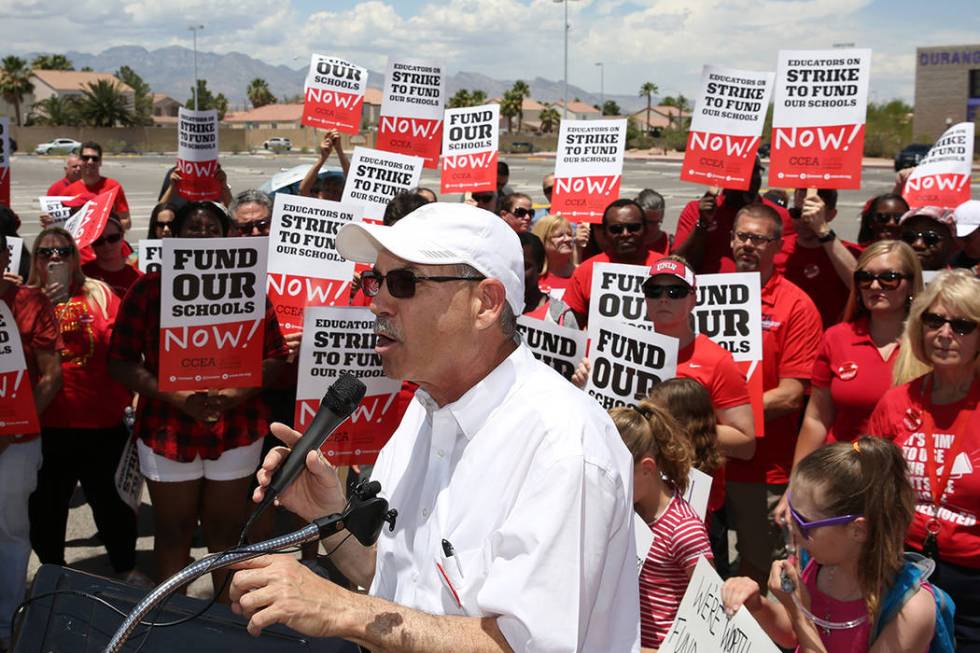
xmin=63 ymin=141 xmax=131 ymax=230
xmin=723 ymin=203 xmax=822 ymax=588
xmin=564 ymin=199 xmax=664 ymax=327
xmin=636 ymin=189 xmax=672 ymax=255
xmin=530 ymin=214 xmax=577 ymax=299
xmin=24 ymin=227 xmax=139 ymax=581
xmin=46 ymin=153 xmax=82 ymax=196
xmin=867 ymin=268 xmax=980 ymax=647
xmin=899 ymin=206 xmax=958 ymax=272
xmin=672 ymin=158 xmax=795 ymax=273
xmin=81 ymin=216 xmax=142 ymax=298
xmin=775 ymin=189 xmax=863 ymax=328
xmin=520 ymin=232 xmax=577 ymax=327
xmin=0 ymin=233 xmax=62 ymax=648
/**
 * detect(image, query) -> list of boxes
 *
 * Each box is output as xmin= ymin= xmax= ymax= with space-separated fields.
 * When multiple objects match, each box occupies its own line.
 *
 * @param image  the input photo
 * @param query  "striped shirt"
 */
xmin=638 ymin=494 xmax=713 ymax=648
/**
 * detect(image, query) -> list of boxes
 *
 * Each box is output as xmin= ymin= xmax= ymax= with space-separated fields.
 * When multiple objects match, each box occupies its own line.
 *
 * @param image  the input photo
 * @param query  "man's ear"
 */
xmin=826 ymin=208 xmax=838 ymax=223
xmin=473 ymin=279 xmax=508 ymax=331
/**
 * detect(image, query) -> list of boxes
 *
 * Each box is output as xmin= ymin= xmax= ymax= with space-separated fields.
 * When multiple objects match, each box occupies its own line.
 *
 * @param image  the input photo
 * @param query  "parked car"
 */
xmin=263 ymin=137 xmax=293 ymax=152
xmin=508 ymin=141 xmax=535 ymax=154
xmin=258 ymin=164 xmax=344 ymax=199
xmin=894 ymin=143 xmax=932 ymax=171
xmin=34 ymin=138 xmax=82 ymax=155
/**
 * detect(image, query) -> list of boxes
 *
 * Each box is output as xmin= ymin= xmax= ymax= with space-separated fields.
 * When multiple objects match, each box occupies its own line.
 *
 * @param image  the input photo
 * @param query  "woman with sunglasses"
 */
xmin=25 ymin=227 xmax=141 ymax=583
xmin=868 ymin=269 xmax=980 ymax=648
xmin=530 ymin=214 xmax=578 ymax=298
xmin=81 ymin=216 xmax=143 ymax=298
xmin=498 ymin=192 xmax=535 ymax=234
xmin=147 ymin=202 xmax=179 ymax=240
xmin=722 ymin=437 xmax=938 ymax=652
xmin=857 ymin=194 xmax=909 ymax=245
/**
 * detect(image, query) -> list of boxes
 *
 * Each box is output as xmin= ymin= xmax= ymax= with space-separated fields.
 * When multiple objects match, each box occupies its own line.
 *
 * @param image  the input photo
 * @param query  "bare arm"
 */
xmin=720 ymin=575 xmax=796 ymax=648
xmin=792 ymin=386 xmax=833 ymax=468
xmin=32 ymin=348 xmax=62 ymax=413
xmin=822 ymin=236 xmax=857 ymax=289
xmin=299 ymin=134 xmax=335 ymax=197
xmin=333 ymin=132 xmax=350 ymax=178
xmin=671 ymin=191 xmax=717 ymax=270
xmin=714 ymin=403 xmax=756 ymax=460
xmin=763 ymin=378 xmax=806 ymax=421
xmin=116 ymin=211 xmax=132 ymax=232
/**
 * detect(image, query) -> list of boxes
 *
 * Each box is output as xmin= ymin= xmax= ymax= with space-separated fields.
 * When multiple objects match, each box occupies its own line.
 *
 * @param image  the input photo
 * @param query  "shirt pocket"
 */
xmin=434 ymin=546 xmax=488 ymax=617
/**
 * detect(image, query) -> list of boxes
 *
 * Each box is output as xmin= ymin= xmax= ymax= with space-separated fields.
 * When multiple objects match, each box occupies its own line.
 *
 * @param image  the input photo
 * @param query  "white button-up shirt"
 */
xmin=369 ymin=345 xmax=640 ymax=653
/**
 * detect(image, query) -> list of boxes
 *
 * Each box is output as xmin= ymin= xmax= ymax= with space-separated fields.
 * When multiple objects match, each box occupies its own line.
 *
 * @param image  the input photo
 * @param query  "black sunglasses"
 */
xmin=472 ymin=192 xmax=495 ymax=203
xmin=80 ymin=154 xmax=100 ymax=162
xmin=605 ymin=223 xmax=644 ymax=235
xmin=643 ymin=284 xmax=692 ymax=299
xmin=362 ymin=268 xmax=485 ymax=299
xmin=872 ymin=212 xmax=903 ymax=225
xmin=854 ymin=270 xmax=910 ymax=290
xmin=922 ymin=312 xmax=978 ymax=336
xmin=901 ymin=230 xmax=943 ymax=247
xmin=733 ymin=230 xmax=777 ymax=245
xmin=233 ymin=219 xmax=271 ymax=235
xmin=92 ymin=232 xmax=124 ymax=247
xmin=37 ymin=246 xmax=73 ymax=258
xmin=508 ymin=207 xmax=534 ymax=218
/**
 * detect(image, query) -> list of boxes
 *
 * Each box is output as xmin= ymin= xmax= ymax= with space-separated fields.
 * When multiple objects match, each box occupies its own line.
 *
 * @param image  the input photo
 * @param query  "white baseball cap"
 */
xmin=954 ymin=200 xmax=980 ymax=238
xmin=644 ymin=258 xmax=697 ymax=289
xmin=336 ymin=202 xmax=525 ymax=316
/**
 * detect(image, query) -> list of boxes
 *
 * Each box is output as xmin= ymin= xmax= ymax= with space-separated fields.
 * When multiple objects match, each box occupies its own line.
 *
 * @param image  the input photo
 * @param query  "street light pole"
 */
xmin=189 ymin=25 xmax=204 ymax=110
xmin=595 ymin=62 xmax=604 ymax=114
xmin=553 ymin=0 xmax=578 ymax=121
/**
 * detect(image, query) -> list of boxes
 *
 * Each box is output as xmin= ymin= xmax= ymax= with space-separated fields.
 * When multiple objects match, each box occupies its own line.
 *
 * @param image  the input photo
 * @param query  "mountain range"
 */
xmin=50 ymin=46 xmax=652 ymax=114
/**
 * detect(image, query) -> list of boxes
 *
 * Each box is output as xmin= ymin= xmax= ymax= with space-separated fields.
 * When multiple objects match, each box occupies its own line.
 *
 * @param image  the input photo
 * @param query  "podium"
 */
xmin=14 ymin=565 xmax=360 ymax=652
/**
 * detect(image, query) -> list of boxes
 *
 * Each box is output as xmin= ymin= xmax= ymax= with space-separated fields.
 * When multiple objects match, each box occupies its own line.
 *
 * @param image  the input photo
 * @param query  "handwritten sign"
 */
xmin=904 ymin=121 xmax=975 ymax=208
xmin=302 ymin=54 xmax=368 ymax=134
xmin=341 ymin=147 xmax=423 ymax=222
xmin=0 ymin=300 xmax=39 ymax=436
xmin=551 ymin=119 xmax=627 ymax=223
xmin=376 ymin=57 xmax=445 ymax=169
xmin=516 ymin=315 xmax=587 ymax=380
xmin=176 ymin=107 xmax=220 ymax=201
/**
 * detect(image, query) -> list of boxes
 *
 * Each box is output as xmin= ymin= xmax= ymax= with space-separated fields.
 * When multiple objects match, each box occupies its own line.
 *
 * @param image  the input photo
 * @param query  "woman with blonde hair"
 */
xmin=26 ymin=227 xmax=140 ymax=582
xmin=531 ymin=213 xmax=578 ymax=296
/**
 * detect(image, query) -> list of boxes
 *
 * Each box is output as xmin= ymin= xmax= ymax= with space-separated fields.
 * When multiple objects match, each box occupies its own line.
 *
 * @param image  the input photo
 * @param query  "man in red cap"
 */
xmin=899 ymin=206 xmax=957 ymax=271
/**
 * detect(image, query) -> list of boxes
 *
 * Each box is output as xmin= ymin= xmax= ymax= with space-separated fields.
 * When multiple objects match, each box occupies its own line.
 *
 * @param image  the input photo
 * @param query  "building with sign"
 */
xmin=913 ymin=44 xmax=980 ymax=148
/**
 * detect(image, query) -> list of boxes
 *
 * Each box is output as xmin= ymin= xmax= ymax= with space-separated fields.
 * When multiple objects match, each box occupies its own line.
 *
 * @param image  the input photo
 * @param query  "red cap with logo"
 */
xmin=645 ymin=258 xmax=696 ymax=288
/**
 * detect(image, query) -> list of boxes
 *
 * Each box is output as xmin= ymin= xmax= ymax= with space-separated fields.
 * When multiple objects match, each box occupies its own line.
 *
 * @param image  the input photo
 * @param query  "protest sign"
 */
xmin=587 ymin=262 xmax=649 ymax=330
xmin=516 ymin=315 xmax=587 ymax=380
xmin=903 ymin=122 xmax=975 ymax=208
xmin=65 ymin=187 xmax=118 ymax=249
xmin=267 ymin=194 xmax=358 ymax=334
xmin=770 ymin=49 xmax=872 ymax=189
xmin=295 ymin=306 xmax=402 ymax=465
xmin=341 ymin=147 xmax=424 ymax=222
xmin=5 ymin=236 xmax=22 ymax=275
xmin=684 ymin=468 xmax=714 ymax=522
xmin=0 ymin=117 xmax=9 ymax=207
xmin=376 ymin=57 xmax=445 ymax=169
xmin=302 ymin=54 xmax=368 ymax=134
xmin=551 ymin=119 xmax=627 ymax=223
xmin=585 ymin=315 xmax=678 ymax=410
xmin=176 ymin=107 xmax=220 ymax=201
xmin=440 ymin=104 xmax=500 ymax=194
xmin=634 ymin=514 xmax=654 ymax=575
xmin=660 ymin=557 xmax=780 ymax=653
xmin=158 ymin=237 xmax=268 ymax=391
xmin=0 ymin=300 xmax=39 ymax=437
xmin=682 ymin=66 xmax=774 ymax=190
xmin=138 ymin=239 xmax=162 ymax=274
xmin=39 ymin=196 xmax=74 ymax=226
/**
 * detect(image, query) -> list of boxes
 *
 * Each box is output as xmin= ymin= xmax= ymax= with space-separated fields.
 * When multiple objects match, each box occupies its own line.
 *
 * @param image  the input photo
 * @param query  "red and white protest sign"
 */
xmin=770 ymin=49 xmax=872 ymax=189
xmin=0 ymin=300 xmax=39 ymax=437
xmin=376 ymin=58 xmax=444 ymax=169
xmin=296 ymin=306 xmax=402 ymax=466
xmin=302 ymin=54 xmax=368 ymax=134
xmin=39 ymin=196 xmax=74 ymax=226
xmin=682 ymin=66 xmax=774 ymax=190
xmin=65 ymin=187 xmax=118 ymax=249
xmin=341 ymin=147 xmax=423 ymax=222
xmin=158 ymin=237 xmax=268 ymax=391
xmin=903 ymin=122 xmax=975 ymax=208
xmin=138 ymin=239 xmax=162 ymax=274
xmin=440 ymin=104 xmax=499 ymax=194
xmin=267 ymin=194 xmax=359 ymax=334
xmin=0 ymin=117 xmax=9 ymax=208
xmin=175 ymin=108 xmax=220 ymax=201
xmin=551 ymin=119 xmax=627 ymax=223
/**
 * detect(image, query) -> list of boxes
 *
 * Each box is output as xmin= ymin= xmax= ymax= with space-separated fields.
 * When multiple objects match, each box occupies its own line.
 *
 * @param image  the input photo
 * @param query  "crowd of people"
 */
xmin=0 ymin=138 xmax=979 ymax=653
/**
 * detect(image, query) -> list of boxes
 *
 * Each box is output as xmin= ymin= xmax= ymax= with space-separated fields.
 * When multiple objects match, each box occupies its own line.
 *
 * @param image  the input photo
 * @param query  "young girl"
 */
xmin=610 ymin=401 xmax=713 ymax=651
xmin=720 ymin=437 xmax=937 ymax=652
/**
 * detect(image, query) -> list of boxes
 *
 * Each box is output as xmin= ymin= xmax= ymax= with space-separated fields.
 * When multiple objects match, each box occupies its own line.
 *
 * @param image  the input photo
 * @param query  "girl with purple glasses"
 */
xmin=721 ymin=437 xmax=937 ymax=652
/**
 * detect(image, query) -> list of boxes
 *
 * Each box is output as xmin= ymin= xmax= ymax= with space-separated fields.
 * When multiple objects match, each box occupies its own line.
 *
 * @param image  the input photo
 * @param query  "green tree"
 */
xmin=470 ymin=90 xmax=487 ymax=105
xmin=510 ymin=80 xmax=530 ymax=132
xmin=247 ymin=78 xmax=276 ymax=109
xmin=500 ymin=89 xmax=522 ymax=133
xmin=187 ymin=80 xmax=229 ymax=119
xmin=601 ymin=100 xmax=621 ymax=116
xmin=0 ymin=56 xmax=34 ymax=126
xmin=78 ymin=79 xmax=133 ymax=126
xmin=29 ymin=95 xmax=80 ymax=126
xmin=80 ymin=66 xmax=93 ymax=72
xmin=447 ymin=89 xmax=472 ymax=108
xmin=116 ymin=65 xmax=153 ymax=125
xmin=30 ymin=54 xmax=74 ymax=70
xmin=865 ymin=99 xmax=914 ymax=157
xmin=539 ymin=106 xmax=560 ymax=134
xmin=638 ymin=81 xmax=659 ymax=137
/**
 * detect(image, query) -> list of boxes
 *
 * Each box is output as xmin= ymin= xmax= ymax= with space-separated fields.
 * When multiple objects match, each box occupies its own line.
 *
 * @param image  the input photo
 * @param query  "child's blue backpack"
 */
xmin=870 ymin=552 xmax=956 ymax=652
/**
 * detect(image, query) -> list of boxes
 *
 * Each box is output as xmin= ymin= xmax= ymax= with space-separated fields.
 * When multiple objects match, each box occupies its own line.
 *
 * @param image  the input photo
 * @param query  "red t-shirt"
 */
xmin=673 ymin=194 xmax=795 ymax=273
xmin=82 ymin=260 xmax=143 ymax=299
xmin=774 ymin=234 xmax=863 ymax=328
xmin=811 ymin=318 xmax=899 ymax=444
xmin=538 ymin=271 xmax=573 ymax=298
xmin=42 ymin=286 xmax=133 ymax=429
xmin=727 ymin=273 xmax=822 ymax=485
xmin=867 ymin=377 xmax=980 ymax=569
xmin=647 ymin=231 xmax=671 ymax=256
xmin=563 ymin=250 xmax=664 ymax=322
xmin=47 ymin=177 xmax=74 ymax=196
xmin=64 ymin=176 xmax=130 ymax=215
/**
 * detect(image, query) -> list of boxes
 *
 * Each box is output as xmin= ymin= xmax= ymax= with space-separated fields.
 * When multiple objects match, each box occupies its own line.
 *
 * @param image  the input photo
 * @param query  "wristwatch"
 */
xmin=817 ymin=229 xmax=836 ymax=243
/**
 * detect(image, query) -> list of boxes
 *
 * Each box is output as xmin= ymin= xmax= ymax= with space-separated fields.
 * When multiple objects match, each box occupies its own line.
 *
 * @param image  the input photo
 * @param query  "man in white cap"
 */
xmin=952 ymin=199 xmax=980 ymax=273
xmin=230 ymin=202 xmax=640 ymax=652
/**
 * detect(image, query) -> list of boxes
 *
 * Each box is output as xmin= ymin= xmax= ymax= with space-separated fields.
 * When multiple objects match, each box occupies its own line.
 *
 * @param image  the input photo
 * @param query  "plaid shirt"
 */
xmin=108 ymin=272 xmax=288 ymax=462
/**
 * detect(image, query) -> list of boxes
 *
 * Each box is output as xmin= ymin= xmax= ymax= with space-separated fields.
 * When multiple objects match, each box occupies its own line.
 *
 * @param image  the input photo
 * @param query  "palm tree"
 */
xmin=539 ymin=106 xmax=560 ymax=134
xmin=511 ymin=80 xmax=530 ymax=132
xmin=638 ymin=81 xmax=659 ymax=137
xmin=470 ymin=90 xmax=487 ymax=105
xmin=30 ymin=95 xmax=80 ymax=126
xmin=77 ymin=79 xmax=133 ymax=127
xmin=246 ymin=78 xmax=276 ymax=109
xmin=0 ymin=56 xmax=34 ymax=126
xmin=448 ymin=89 xmax=472 ymax=109
xmin=116 ymin=65 xmax=153 ymax=125
xmin=500 ymin=90 xmax=522 ymax=133
xmin=30 ymin=54 xmax=74 ymax=71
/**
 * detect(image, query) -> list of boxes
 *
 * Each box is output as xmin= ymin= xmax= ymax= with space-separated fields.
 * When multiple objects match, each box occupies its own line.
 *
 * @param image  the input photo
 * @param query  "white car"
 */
xmin=263 ymin=137 xmax=292 ymax=151
xmin=34 ymin=138 xmax=82 ymax=155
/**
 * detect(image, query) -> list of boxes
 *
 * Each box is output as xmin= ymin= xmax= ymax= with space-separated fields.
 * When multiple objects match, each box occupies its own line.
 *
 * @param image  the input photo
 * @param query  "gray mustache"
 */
xmin=374 ymin=319 xmax=401 ymax=341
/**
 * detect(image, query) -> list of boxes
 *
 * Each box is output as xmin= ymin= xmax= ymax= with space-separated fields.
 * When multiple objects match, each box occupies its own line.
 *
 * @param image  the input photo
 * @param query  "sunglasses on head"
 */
xmin=854 ymin=270 xmax=909 ymax=290
xmin=37 ymin=246 xmax=73 ymax=259
xmin=922 ymin=311 xmax=979 ymax=336
xmin=901 ymin=230 xmax=943 ymax=247
xmin=80 ymin=154 xmax=100 ymax=162
xmin=233 ymin=219 xmax=271 ymax=235
xmin=92 ymin=232 xmax=123 ymax=247
xmin=872 ymin=212 xmax=903 ymax=225
xmin=508 ymin=207 xmax=534 ymax=218
xmin=361 ymin=267 xmax=486 ymax=299
xmin=643 ymin=284 xmax=692 ymax=299
xmin=604 ymin=222 xmax=644 ymax=235
xmin=472 ymin=192 xmax=495 ymax=203
xmin=786 ymin=491 xmax=861 ymax=540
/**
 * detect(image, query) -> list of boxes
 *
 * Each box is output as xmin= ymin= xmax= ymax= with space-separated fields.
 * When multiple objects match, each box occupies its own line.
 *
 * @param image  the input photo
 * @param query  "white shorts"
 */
xmin=137 ymin=438 xmax=263 ymax=483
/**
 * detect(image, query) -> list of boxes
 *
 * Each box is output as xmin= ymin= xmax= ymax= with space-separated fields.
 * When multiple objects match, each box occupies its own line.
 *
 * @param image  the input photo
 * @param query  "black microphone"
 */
xmin=254 ymin=373 xmax=366 ymax=519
